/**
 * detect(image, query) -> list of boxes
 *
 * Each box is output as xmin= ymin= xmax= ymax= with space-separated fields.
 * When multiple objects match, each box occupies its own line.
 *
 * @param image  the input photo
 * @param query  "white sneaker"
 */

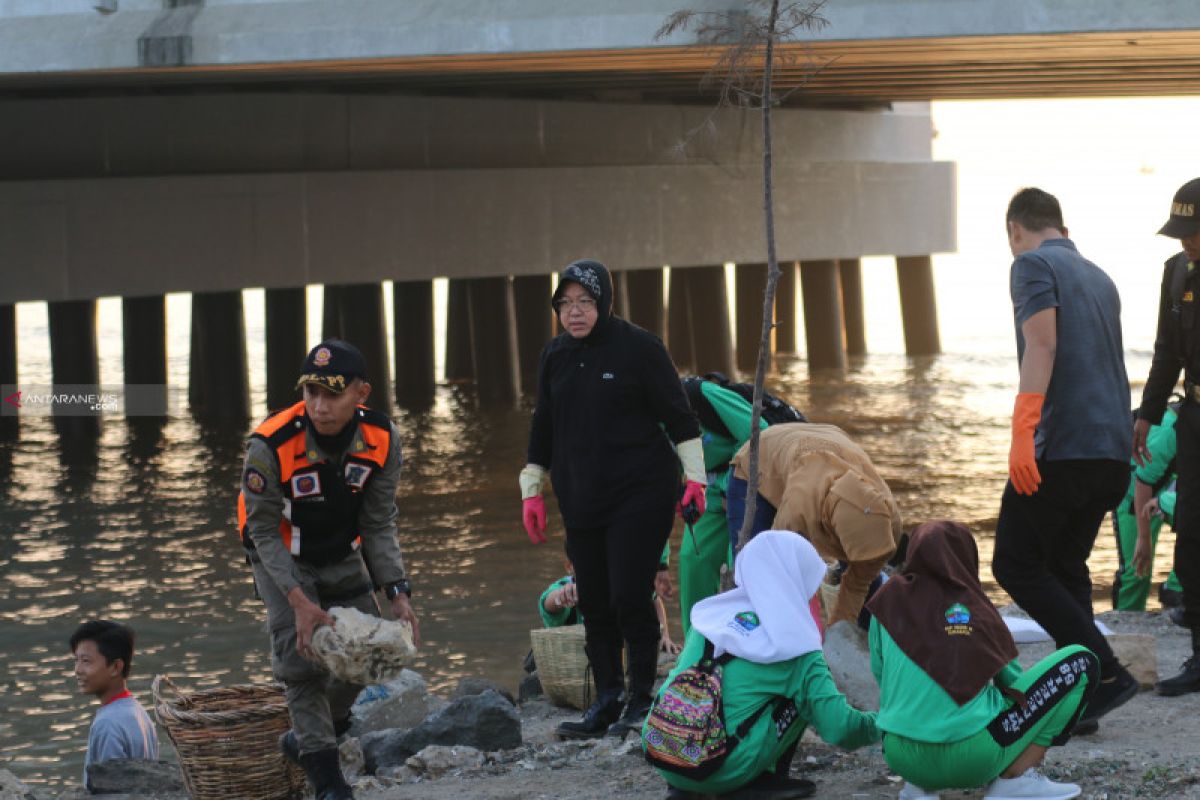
xmin=983 ymin=768 xmax=1081 ymax=800
xmin=898 ymin=782 xmax=939 ymax=800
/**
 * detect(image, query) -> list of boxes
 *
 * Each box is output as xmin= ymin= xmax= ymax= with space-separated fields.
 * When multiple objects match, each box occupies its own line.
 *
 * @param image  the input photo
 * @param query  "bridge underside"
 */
xmin=7 ymin=31 xmax=1200 ymax=102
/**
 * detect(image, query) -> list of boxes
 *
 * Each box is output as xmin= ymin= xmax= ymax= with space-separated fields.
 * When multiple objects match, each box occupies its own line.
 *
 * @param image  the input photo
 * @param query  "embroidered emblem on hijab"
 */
xmin=566 ymin=265 xmax=603 ymax=298
xmin=944 ymin=603 xmax=973 ymax=636
xmin=729 ymin=611 xmax=761 ymax=634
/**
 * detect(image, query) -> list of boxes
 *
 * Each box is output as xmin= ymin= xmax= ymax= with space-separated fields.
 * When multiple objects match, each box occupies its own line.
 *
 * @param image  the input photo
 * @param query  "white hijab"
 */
xmin=690 ymin=530 xmax=826 ymax=663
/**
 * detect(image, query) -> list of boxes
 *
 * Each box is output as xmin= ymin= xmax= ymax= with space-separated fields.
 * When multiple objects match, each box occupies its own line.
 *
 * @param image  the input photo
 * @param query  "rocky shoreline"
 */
xmin=5 ymin=609 xmax=1200 ymax=800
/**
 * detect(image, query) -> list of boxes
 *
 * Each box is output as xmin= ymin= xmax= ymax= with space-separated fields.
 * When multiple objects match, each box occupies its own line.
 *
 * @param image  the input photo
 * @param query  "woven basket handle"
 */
xmin=151 ymin=674 xmax=191 ymax=714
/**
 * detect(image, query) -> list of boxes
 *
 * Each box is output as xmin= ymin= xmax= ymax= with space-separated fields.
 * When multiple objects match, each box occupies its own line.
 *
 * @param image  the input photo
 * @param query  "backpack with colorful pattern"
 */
xmin=642 ymin=639 xmax=772 ymax=778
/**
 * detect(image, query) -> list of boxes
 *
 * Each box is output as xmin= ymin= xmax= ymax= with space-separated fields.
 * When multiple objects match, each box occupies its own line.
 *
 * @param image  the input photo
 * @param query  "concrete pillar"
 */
xmin=896 ymin=255 xmax=942 ymax=355
xmin=775 ymin=261 xmax=798 ymax=354
xmin=512 ymin=275 xmax=553 ymax=394
xmin=467 ymin=276 xmax=521 ymax=404
xmin=188 ymin=291 xmax=250 ymax=421
xmin=48 ymin=299 xmax=101 ymax=437
xmin=0 ymin=304 xmax=14 ymax=437
xmin=839 ymin=258 xmax=867 ymax=356
xmin=265 ymin=287 xmax=307 ymax=412
xmin=623 ymin=268 xmax=665 ymax=339
xmin=122 ymin=294 xmax=168 ymax=417
xmin=444 ymin=278 xmax=474 ymax=382
xmin=799 ymin=260 xmax=847 ymax=371
xmin=392 ymin=279 xmax=435 ymax=408
xmin=735 ymin=263 xmax=771 ymax=376
xmin=323 ymin=282 xmax=392 ymax=414
xmin=669 ymin=266 xmax=735 ymax=377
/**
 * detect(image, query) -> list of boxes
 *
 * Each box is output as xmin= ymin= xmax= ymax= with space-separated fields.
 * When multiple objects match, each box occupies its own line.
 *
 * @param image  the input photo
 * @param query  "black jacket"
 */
xmin=1140 ymin=252 xmax=1200 ymax=424
xmin=527 ymin=260 xmax=700 ymax=528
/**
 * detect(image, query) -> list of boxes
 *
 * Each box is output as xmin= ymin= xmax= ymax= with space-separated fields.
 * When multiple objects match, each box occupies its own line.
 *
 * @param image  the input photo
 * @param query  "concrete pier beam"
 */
xmin=839 ymin=258 xmax=868 ymax=356
xmin=896 ymin=255 xmax=942 ymax=355
xmin=799 ymin=260 xmax=848 ymax=371
xmin=623 ymin=268 xmax=665 ymax=340
xmin=735 ymin=263 xmax=770 ymax=376
xmin=121 ymin=294 xmax=167 ymax=416
xmin=188 ymin=290 xmax=249 ymax=421
xmin=265 ymin=287 xmax=307 ymax=412
xmin=512 ymin=275 xmax=552 ymax=394
xmin=392 ymin=279 xmax=435 ymax=408
xmin=0 ymin=304 xmax=14 ymax=437
xmin=669 ymin=266 xmax=735 ymax=377
xmin=323 ymin=282 xmax=391 ymax=414
xmin=444 ymin=278 xmax=474 ymax=382
xmin=775 ymin=262 xmax=798 ymax=355
xmin=48 ymin=299 xmax=101 ymax=436
xmin=467 ymin=276 xmax=520 ymax=404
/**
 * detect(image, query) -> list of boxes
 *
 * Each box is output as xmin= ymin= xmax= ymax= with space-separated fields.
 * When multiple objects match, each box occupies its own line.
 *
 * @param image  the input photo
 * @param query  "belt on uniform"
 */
xmin=1185 ymin=380 xmax=1200 ymax=404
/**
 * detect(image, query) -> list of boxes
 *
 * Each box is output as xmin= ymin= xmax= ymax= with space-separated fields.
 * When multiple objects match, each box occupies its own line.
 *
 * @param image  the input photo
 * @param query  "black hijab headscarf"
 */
xmin=866 ymin=520 xmax=1018 ymax=705
xmin=551 ymin=259 xmax=614 ymax=342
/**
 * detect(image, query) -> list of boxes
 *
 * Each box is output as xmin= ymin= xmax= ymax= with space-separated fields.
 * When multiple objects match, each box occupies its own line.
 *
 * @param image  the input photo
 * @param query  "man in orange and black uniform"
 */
xmin=237 ymin=340 xmax=419 ymax=800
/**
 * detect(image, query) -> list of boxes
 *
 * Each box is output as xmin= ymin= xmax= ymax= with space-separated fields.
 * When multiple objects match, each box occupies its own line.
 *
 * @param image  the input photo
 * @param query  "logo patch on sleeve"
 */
xmin=344 ymin=463 xmax=373 ymax=489
xmin=244 ymin=468 xmax=267 ymax=494
xmin=291 ymin=472 xmax=322 ymax=498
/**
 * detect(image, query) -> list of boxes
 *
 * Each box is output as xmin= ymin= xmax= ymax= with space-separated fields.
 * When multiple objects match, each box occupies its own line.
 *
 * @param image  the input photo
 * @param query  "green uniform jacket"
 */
xmin=653 ymin=629 xmax=879 ymax=795
xmin=1123 ymin=406 xmax=1178 ymax=514
xmin=869 ymin=618 xmax=1021 ymax=742
xmin=698 ymin=381 xmax=768 ymax=504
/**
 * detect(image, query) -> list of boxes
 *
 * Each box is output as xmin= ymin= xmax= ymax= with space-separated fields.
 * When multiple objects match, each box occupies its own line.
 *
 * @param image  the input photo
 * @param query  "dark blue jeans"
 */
xmin=725 ymin=474 xmax=778 ymax=552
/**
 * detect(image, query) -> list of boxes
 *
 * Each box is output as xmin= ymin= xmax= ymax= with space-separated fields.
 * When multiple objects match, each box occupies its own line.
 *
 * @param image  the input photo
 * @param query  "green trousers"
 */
xmin=678 ymin=505 xmax=733 ymax=637
xmin=1112 ymin=506 xmax=1181 ymax=611
xmin=882 ymin=646 xmax=1096 ymax=792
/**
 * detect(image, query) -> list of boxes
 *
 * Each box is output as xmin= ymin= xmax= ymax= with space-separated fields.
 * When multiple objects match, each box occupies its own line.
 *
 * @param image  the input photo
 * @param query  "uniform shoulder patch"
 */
xmin=244 ymin=468 xmax=267 ymax=495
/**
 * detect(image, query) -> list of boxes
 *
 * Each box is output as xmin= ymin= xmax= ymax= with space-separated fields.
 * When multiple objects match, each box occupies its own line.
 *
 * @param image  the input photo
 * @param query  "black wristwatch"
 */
xmin=383 ymin=579 xmax=412 ymax=600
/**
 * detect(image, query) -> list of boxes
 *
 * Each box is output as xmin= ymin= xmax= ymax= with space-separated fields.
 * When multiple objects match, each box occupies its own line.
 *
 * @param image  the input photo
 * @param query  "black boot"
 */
xmin=1157 ymin=631 xmax=1200 ymax=696
xmin=608 ymin=638 xmax=658 ymax=737
xmin=278 ymin=730 xmax=300 ymax=766
xmin=298 ymin=748 xmax=354 ymax=800
xmin=556 ymin=689 xmax=624 ymax=739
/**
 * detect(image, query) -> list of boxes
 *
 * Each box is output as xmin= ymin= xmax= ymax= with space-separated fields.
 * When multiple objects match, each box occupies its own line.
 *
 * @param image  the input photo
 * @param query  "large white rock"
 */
xmin=350 ymin=669 xmax=447 ymax=736
xmin=0 ymin=769 xmax=36 ymax=800
xmin=405 ymin=745 xmax=485 ymax=778
xmin=823 ymin=621 xmax=879 ymax=712
xmin=311 ymin=606 xmax=417 ymax=685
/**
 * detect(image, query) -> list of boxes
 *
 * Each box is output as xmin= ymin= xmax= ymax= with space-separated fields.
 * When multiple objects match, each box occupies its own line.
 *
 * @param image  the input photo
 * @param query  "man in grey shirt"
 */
xmin=992 ymin=188 xmax=1134 ymax=736
xmin=237 ymin=340 xmax=419 ymax=800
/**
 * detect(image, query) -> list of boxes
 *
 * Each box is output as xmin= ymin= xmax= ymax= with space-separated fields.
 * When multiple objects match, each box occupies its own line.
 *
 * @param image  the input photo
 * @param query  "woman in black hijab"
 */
xmin=519 ymin=260 xmax=706 ymax=738
xmin=867 ymin=521 xmax=1098 ymax=800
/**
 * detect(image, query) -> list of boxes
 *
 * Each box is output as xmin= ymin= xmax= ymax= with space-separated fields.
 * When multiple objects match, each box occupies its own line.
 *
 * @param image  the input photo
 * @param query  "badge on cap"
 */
xmin=313 ymin=347 xmax=332 ymax=367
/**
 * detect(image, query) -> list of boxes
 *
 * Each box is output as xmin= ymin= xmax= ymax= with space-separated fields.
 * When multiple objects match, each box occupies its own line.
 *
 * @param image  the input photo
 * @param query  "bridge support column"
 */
xmin=775 ymin=262 xmax=798 ymax=355
xmin=669 ymin=266 xmax=734 ymax=377
xmin=323 ymin=282 xmax=392 ymax=413
xmin=122 ymin=294 xmax=168 ymax=416
xmin=800 ymin=260 xmax=847 ymax=371
xmin=468 ymin=276 xmax=520 ymax=404
xmin=735 ymin=263 xmax=771 ymax=376
xmin=265 ymin=287 xmax=307 ymax=412
xmin=896 ymin=255 xmax=942 ymax=355
xmin=444 ymin=278 xmax=474 ymax=382
xmin=512 ymin=275 xmax=552 ymax=394
xmin=48 ymin=299 xmax=101 ymax=436
xmin=0 ymin=304 xmax=14 ymax=437
xmin=622 ymin=268 xmax=665 ymax=340
xmin=839 ymin=258 xmax=867 ymax=356
xmin=189 ymin=291 xmax=249 ymax=420
xmin=392 ymin=279 xmax=435 ymax=409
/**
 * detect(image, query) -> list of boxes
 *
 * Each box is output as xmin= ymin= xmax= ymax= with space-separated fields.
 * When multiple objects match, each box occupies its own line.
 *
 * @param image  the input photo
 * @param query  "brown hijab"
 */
xmin=866 ymin=520 xmax=1018 ymax=705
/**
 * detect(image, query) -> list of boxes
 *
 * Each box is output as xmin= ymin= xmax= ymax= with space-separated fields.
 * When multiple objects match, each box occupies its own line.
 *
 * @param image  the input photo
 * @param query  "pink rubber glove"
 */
xmin=676 ymin=480 xmax=706 ymax=521
xmin=523 ymin=496 xmax=547 ymax=544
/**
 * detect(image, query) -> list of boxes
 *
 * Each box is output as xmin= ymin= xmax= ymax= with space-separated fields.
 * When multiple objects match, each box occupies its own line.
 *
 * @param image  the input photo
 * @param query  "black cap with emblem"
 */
xmin=1159 ymin=178 xmax=1200 ymax=239
xmin=295 ymin=339 xmax=368 ymax=394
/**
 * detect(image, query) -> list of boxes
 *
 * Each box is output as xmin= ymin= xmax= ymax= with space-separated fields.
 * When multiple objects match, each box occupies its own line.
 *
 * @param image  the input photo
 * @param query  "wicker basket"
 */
xmin=530 ymin=625 xmax=593 ymax=711
xmin=152 ymin=676 xmax=306 ymax=800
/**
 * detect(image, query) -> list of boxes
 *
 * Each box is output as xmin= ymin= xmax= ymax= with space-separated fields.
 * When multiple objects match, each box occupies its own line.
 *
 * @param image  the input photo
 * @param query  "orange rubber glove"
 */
xmin=1009 ymin=392 xmax=1044 ymax=496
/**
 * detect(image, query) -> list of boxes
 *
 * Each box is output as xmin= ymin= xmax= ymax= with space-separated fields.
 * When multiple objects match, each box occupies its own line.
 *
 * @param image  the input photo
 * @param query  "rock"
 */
xmin=405 ymin=744 xmax=485 ymax=777
xmin=362 ymin=690 xmax=522 ymax=772
xmin=339 ymin=736 xmax=365 ymax=782
xmin=310 ymin=606 xmax=417 ymax=685
xmin=376 ymin=764 xmax=420 ymax=782
xmin=85 ymin=759 xmax=185 ymax=796
xmin=451 ymin=676 xmax=516 ymax=706
xmin=518 ymin=672 xmax=543 ymax=704
xmin=823 ymin=621 xmax=879 ymax=712
xmin=0 ymin=769 xmax=37 ymax=800
xmin=350 ymin=669 xmax=446 ymax=737
xmin=1108 ymin=633 xmax=1158 ymax=688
